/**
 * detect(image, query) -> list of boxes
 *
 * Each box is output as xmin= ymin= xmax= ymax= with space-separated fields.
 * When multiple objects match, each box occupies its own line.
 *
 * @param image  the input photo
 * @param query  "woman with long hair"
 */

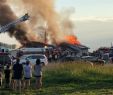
xmin=34 ymin=59 xmax=45 ymax=89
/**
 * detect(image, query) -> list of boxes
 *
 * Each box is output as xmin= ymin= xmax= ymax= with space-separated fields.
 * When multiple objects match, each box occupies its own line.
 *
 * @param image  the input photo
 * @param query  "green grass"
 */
xmin=1 ymin=62 xmax=113 ymax=95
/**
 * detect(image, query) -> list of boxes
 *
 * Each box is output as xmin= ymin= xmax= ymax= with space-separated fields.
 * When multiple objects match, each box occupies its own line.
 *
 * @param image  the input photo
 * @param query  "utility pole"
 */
xmin=111 ymin=42 xmax=113 ymax=47
xmin=45 ymin=29 xmax=47 ymax=44
xmin=44 ymin=22 xmax=48 ymax=44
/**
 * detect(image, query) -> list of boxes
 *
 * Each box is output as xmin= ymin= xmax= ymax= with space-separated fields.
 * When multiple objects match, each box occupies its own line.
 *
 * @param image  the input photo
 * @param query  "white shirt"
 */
xmin=23 ymin=64 xmax=32 ymax=78
xmin=34 ymin=64 xmax=43 ymax=76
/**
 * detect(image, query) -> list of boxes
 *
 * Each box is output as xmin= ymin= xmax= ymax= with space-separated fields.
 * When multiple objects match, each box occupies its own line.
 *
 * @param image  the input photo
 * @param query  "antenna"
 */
xmin=111 ymin=42 xmax=113 ymax=47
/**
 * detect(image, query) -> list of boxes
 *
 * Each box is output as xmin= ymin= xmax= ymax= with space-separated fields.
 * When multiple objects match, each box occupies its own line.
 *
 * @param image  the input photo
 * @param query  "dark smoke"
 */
xmin=0 ymin=0 xmax=80 ymax=45
xmin=0 ymin=0 xmax=37 ymax=45
xmin=21 ymin=0 xmax=79 ymax=44
xmin=21 ymin=0 xmax=63 ymax=44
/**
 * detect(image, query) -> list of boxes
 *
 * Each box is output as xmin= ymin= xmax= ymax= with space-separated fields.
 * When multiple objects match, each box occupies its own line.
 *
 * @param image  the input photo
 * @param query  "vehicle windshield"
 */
xmin=21 ymin=55 xmax=28 ymax=59
xmin=27 ymin=55 xmax=45 ymax=60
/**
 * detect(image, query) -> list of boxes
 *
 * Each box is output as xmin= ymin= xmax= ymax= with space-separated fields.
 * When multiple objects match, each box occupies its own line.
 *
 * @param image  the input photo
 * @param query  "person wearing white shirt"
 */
xmin=34 ymin=59 xmax=45 ymax=89
xmin=23 ymin=60 xmax=32 ymax=89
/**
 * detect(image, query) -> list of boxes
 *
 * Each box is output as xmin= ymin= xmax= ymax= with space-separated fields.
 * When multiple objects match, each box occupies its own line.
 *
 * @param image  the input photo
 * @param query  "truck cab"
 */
xmin=0 ymin=52 xmax=11 ymax=66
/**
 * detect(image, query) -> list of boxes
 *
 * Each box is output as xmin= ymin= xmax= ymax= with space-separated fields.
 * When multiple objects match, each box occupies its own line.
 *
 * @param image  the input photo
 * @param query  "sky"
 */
xmin=0 ymin=0 xmax=113 ymax=51
xmin=56 ymin=0 xmax=113 ymax=51
xmin=56 ymin=0 xmax=113 ymax=17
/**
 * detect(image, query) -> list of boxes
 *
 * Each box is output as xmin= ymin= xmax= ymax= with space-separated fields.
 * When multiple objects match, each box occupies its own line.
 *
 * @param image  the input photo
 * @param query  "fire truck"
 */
xmin=0 ymin=13 xmax=29 ymax=33
xmin=15 ymin=46 xmax=61 ymax=62
xmin=0 ymin=13 xmax=29 ymax=65
xmin=16 ymin=48 xmax=46 ymax=57
xmin=0 ymin=52 xmax=11 ymax=66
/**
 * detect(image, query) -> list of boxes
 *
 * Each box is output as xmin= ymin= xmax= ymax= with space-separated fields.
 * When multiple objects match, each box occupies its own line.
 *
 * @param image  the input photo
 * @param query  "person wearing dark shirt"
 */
xmin=4 ymin=64 xmax=11 ymax=88
xmin=0 ymin=64 xmax=3 ymax=87
xmin=13 ymin=58 xmax=23 ymax=91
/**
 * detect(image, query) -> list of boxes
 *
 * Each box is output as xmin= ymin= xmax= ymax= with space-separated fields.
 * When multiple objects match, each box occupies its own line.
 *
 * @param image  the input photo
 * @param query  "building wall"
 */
xmin=81 ymin=49 xmax=89 ymax=56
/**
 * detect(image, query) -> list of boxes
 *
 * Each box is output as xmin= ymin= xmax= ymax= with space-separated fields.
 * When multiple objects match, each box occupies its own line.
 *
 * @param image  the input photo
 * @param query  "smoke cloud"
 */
xmin=21 ymin=0 xmax=80 ymax=44
xmin=21 ymin=0 xmax=64 ymax=44
xmin=0 ymin=0 xmax=80 ymax=45
xmin=0 ymin=0 xmax=37 ymax=45
xmin=59 ymin=9 xmax=80 ymax=44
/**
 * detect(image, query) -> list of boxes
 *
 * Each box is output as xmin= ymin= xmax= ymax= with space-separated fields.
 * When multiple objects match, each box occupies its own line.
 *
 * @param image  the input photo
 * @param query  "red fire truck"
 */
xmin=0 ymin=52 xmax=11 ymax=65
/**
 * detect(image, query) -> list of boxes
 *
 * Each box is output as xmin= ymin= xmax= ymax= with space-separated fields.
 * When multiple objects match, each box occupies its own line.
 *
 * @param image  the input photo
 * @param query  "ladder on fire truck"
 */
xmin=0 ymin=13 xmax=30 ymax=33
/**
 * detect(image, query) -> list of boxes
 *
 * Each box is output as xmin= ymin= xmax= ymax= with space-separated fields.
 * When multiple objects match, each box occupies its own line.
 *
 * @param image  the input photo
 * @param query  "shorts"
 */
xmin=13 ymin=77 xmax=22 ymax=80
xmin=12 ymin=76 xmax=14 ymax=79
xmin=0 ymin=79 xmax=2 ymax=86
xmin=24 ymin=77 xmax=31 ymax=80
xmin=35 ymin=75 xmax=41 ymax=78
xmin=5 ymin=78 xmax=10 ymax=84
xmin=13 ymin=75 xmax=23 ymax=80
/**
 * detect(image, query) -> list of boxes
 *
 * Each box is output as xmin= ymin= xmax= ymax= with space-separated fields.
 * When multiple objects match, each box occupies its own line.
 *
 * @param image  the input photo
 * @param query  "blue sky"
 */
xmin=56 ymin=0 xmax=113 ymax=17
xmin=55 ymin=0 xmax=113 ymax=51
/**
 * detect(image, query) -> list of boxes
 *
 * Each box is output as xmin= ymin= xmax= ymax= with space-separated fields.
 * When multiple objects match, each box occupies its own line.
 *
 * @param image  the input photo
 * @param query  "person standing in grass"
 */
xmin=23 ymin=60 xmax=32 ymax=89
xmin=0 ymin=64 xmax=2 ymax=87
xmin=34 ymin=58 xmax=45 ymax=89
xmin=0 ymin=70 xmax=2 ymax=87
xmin=11 ymin=61 xmax=16 ymax=90
xmin=4 ymin=64 xmax=11 ymax=88
xmin=13 ymin=58 xmax=23 ymax=91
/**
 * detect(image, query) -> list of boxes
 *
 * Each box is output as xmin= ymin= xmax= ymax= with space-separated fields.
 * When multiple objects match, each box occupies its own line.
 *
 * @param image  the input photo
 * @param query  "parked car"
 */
xmin=81 ymin=56 xmax=105 ymax=65
xmin=81 ymin=56 xmax=98 ymax=61
xmin=20 ymin=54 xmax=48 ymax=65
xmin=91 ymin=59 xmax=105 ymax=65
xmin=59 ymin=56 xmax=81 ymax=62
xmin=102 ymin=53 xmax=110 ymax=63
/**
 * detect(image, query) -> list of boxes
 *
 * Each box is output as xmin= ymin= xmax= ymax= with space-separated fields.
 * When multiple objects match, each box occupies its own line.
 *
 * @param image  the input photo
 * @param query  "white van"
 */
xmin=20 ymin=54 xmax=48 ymax=65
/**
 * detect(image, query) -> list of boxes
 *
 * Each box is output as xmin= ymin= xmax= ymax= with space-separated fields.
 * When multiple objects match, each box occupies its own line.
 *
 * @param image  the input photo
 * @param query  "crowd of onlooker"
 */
xmin=0 ymin=57 xmax=46 ymax=91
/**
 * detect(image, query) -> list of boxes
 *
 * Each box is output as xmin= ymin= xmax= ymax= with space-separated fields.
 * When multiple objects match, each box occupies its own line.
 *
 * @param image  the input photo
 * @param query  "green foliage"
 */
xmin=1 ymin=62 xmax=113 ymax=95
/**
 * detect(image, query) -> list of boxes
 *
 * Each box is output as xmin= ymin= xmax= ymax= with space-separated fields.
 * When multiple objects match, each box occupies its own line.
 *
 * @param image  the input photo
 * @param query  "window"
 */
xmin=33 ymin=55 xmax=45 ymax=59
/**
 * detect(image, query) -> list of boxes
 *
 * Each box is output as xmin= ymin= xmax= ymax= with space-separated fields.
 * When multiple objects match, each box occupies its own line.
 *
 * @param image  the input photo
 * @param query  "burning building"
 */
xmin=0 ymin=0 xmax=89 ymax=61
xmin=59 ymin=43 xmax=89 ymax=58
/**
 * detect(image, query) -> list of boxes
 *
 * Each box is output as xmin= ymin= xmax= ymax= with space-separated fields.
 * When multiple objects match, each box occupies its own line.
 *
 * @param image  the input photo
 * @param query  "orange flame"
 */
xmin=65 ymin=35 xmax=80 ymax=45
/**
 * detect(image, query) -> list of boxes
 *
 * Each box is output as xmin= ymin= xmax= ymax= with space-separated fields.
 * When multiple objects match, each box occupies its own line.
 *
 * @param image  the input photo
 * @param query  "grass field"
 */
xmin=1 ymin=61 xmax=113 ymax=95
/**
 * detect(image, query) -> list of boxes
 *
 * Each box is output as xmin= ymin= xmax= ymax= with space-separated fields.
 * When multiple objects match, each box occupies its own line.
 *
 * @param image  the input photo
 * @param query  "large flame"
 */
xmin=65 ymin=35 xmax=80 ymax=45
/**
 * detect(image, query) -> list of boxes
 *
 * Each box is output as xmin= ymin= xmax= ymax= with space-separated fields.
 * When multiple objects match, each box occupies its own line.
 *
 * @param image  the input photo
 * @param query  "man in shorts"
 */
xmin=13 ymin=59 xmax=23 ymax=91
